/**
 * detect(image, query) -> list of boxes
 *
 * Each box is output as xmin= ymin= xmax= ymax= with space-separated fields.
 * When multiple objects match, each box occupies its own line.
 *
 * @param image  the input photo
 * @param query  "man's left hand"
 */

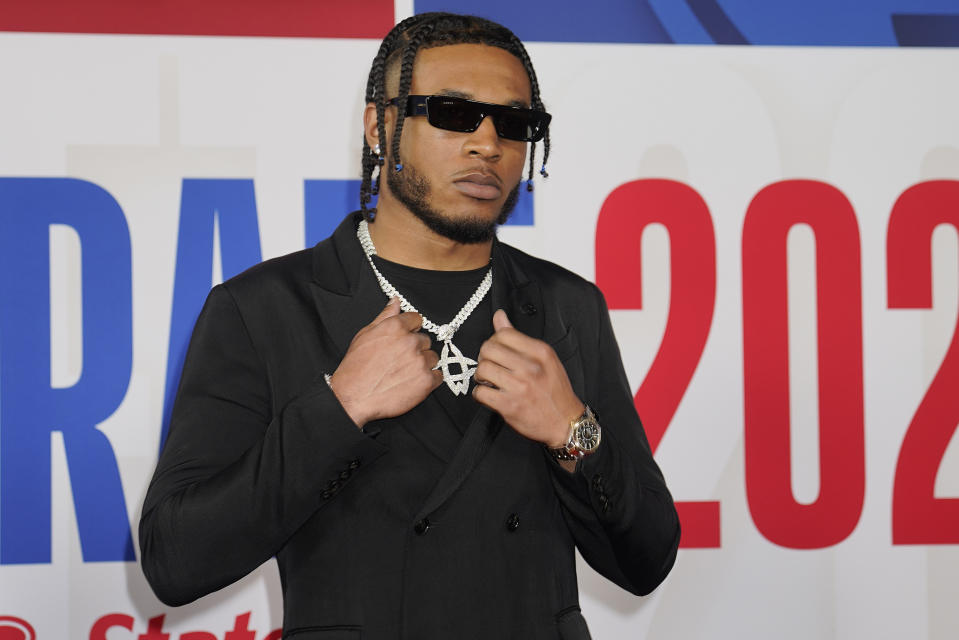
xmin=473 ymin=309 xmax=584 ymax=448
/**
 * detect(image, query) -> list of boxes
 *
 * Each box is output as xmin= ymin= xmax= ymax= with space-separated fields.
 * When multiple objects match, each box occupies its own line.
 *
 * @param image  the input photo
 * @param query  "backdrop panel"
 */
xmin=1 ymin=3 xmax=957 ymax=639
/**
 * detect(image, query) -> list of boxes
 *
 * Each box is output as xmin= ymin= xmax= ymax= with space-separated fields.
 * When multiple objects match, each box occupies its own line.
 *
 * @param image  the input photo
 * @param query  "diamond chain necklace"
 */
xmin=356 ymin=219 xmax=492 ymax=395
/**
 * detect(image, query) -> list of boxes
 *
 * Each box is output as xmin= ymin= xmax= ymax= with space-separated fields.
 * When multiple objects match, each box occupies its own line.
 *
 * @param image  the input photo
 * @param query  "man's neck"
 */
xmin=366 ymin=203 xmax=493 ymax=271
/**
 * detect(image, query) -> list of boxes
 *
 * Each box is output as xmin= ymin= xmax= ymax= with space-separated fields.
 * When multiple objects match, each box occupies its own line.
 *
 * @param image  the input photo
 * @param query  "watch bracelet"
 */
xmin=549 ymin=445 xmax=579 ymax=461
xmin=548 ymin=404 xmax=598 ymax=461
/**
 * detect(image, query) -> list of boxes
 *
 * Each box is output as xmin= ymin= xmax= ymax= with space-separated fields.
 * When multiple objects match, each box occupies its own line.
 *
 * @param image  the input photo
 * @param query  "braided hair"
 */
xmin=359 ymin=12 xmax=551 ymax=220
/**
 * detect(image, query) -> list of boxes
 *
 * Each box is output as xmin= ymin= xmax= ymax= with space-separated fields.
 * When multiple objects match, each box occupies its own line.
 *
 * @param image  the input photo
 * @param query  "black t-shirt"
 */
xmin=372 ymin=255 xmax=493 ymax=430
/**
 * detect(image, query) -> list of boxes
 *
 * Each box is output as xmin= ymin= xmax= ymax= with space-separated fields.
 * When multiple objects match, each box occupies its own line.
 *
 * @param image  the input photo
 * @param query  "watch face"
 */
xmin=573 ymin=419 xmax=601 ymax=452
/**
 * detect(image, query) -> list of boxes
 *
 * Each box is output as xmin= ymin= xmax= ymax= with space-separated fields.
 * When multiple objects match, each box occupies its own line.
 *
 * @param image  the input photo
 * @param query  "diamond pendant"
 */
xmin=433 ymin=339 xmax=477 ymax=396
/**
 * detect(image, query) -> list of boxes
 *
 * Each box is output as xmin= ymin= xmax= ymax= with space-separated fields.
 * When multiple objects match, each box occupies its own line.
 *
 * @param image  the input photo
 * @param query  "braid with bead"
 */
xmin=359 ymin=22 xmax=405 ymax=219
xmin=389 ymin=21 xmax=436 ymax=176
xmin=507 ymin=36 xmax=550 ymax=190
xmin=359 ymin=13 xmax=551 ymax=218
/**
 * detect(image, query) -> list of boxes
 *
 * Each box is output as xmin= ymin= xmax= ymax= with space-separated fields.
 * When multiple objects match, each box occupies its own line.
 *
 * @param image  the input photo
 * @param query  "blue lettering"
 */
xmin=0 ymin=177 xmax=134 ymax=563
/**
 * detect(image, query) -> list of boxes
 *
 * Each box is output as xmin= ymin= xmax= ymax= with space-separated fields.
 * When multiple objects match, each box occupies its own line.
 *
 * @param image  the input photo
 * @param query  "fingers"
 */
xmin=478 ymin=335 xmax=545 ymax=379
xmin=416 ymin=331 xmax=432 ymax=352
xmin=367 ymin=298 xmax=423 ymax=336
xmin=472 ymin=381 xmax=496 ymax=409
xmin=371 ymin=298 xmax=424 ymax=331
xmin=478 ymin=338 xmax=519 ymax=372
xmin=373 ymin=296 xmax=401 ymax=324
xmin=470 ymin=370 xmax=521 ymax=417
xmin=473 ymin=357 xmax=514 ymax=391
xmin=492 ymin=308 xmax=513 ymax=331
xmin=383 ymin=347 xmax=441 ymax=386
xmin=396 ymin=349 xmax=443 ymax=396
xmin=429 ymin=362 xmax=444 ymax=388
xmin=487 ymin=309 xmax=544 ymax=357
xmin=397 ymin=310 xmax=424 ymax=333
xmin=420 ymin=341 xmax=442 ymax=388
xmin=393 ymin=320 xmax=432 ymax=358
xmin=398 ymin=326 xmax=437 ymax=373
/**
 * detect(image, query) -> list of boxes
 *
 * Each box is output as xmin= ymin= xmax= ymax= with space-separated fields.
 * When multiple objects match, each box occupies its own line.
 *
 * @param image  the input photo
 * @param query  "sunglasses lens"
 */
xmin=423 ymin=96 xmax=549 ymax=142
xmin=428 ymin=97 xmax=483 ymax=133
xmin=495 ymin=113 xmax=546 ymax=142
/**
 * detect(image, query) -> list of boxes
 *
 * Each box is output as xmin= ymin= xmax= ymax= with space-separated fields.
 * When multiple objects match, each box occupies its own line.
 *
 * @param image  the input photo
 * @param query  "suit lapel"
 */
xmin=493 ymin=237 xmax=544 ymax=340
xmin=414 ymin=405 xmax=501 ymax=520
xmin=309 ymin=213 xmax=386 ymax=358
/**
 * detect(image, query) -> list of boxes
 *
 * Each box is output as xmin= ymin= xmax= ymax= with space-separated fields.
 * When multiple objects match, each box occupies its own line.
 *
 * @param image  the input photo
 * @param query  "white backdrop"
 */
xmin=1 ymin=16 xmax=958 ymax=640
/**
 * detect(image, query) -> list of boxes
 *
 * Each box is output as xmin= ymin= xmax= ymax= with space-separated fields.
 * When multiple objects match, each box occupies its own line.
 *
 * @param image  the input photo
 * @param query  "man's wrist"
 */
xmin=325 ymin=371 xmax=370 ymax=429
xmin=549 ymin=400 xmax=585 ymax=448
xmin=549 ymin=403 xmax=601 ymax=461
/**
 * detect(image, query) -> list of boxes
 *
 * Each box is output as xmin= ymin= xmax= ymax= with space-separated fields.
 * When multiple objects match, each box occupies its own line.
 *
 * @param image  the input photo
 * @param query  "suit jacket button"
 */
xmin=414 ymin=518 xmax=430 ymax=535
xmin=522 ymin=303 xmax=537 ymax=315
xmin=506 ymin=513 xmax=520 ymax=532
xmin=349 ymin=459 xmax=361 ymax=470
xmin=339 ymin=469 xmax=351 ymax=481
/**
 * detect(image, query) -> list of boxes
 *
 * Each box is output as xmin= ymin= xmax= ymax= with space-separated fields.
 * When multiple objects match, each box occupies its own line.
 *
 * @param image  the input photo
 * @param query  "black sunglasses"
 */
xmin=390 ymin=94 xmax=551 ymax=143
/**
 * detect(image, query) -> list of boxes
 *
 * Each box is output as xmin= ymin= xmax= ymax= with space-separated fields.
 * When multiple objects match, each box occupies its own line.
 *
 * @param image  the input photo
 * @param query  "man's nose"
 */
xmin=463 ymin=115 xmax=502 ymax=160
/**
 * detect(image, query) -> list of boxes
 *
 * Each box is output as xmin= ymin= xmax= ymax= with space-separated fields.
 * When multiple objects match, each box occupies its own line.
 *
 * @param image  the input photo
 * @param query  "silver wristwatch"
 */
xmin=550 ymin=405 xmax=601 ymax=461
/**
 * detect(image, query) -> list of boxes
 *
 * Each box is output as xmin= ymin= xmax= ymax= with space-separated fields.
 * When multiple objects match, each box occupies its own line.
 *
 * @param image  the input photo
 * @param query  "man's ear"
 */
xmin=363 ymin=102 xmax=394 ymax=151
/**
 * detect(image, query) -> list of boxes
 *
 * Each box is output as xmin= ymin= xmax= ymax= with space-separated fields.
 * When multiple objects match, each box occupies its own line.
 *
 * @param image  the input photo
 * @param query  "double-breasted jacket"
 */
xmin=140 ymin=213 xmax=680 ymax=639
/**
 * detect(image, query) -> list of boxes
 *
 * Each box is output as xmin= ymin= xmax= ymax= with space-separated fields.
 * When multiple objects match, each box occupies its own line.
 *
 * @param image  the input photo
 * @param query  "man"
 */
xmin=140 ymin=12 xmax=680 ymax=639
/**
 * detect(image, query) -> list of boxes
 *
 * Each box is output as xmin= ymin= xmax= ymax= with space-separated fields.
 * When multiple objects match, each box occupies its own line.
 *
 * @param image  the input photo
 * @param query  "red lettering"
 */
xmin=223 ymin=613 xmax=255 ymax=640
xmin=136 ymin=615 xmax=170 ymax=640
xmin=596 ymin=178 xmax=720 ymax=547
xmin=0 ymin=616 xmax=37 ymax=640
xmin=86 ymin=611 xmax=280 ymax=640
xmin=742 ymin=180 xmax=865 ymax=548
xmin=889 ymin=180 xmax=959 ymax=544
xmin=90 ymin=613 xmax=134 ymax=640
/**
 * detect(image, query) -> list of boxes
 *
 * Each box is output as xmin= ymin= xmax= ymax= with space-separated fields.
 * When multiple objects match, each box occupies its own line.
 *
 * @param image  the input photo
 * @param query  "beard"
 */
xmin=386 ymin=161 xmax=520 ymax=244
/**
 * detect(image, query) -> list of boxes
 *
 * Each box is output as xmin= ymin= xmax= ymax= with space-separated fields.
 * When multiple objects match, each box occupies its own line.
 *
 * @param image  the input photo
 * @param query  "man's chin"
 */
xmin=416 ymin=210 xmax=500 ymax=245
xmin=387 ymin=163 xmax=519 ymax=244
xmin=430 ymin=189 xmax=519 ymax=244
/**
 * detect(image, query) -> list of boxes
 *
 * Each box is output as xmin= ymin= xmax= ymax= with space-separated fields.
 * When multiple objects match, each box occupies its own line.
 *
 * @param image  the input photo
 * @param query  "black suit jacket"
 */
xmin=140 ymin=213 xmax=680 ymax=640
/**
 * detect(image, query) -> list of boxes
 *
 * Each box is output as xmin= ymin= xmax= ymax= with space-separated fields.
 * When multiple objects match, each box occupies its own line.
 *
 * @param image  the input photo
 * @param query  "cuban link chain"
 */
xmin=356 ymin=219 xmax=492 ymax=395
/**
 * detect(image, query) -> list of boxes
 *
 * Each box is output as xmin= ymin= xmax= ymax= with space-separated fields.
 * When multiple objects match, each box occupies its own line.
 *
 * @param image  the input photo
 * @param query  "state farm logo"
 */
xmin=90 ymin=612 xmax=280 ymax=640
xmin=0 ymin=617 xmax=36 ymax=640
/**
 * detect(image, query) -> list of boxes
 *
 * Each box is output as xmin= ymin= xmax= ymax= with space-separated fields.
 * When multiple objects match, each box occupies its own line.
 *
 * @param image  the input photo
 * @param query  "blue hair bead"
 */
xmin=395 ymin=163 xmax=403 ymax=172
xmin=539 ymin=165 xmax=549 ymax=178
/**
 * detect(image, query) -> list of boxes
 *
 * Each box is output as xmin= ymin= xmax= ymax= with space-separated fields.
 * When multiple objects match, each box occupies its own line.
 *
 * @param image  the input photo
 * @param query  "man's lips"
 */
xmin=453 ymin=172 xmax=502 ymax=200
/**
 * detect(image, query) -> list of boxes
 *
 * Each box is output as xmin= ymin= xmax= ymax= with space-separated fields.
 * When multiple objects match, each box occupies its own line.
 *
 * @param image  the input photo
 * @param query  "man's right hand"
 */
xmin=328 ymin=297 xmax=443 ymax=427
